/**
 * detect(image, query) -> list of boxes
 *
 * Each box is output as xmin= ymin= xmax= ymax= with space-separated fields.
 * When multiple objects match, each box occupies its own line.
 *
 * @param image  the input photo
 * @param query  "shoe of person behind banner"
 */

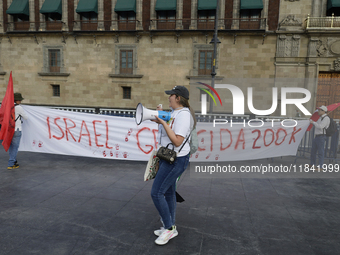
xmin=155 ymin=226 xmax=178 ymax=245
xmin=7 ymin=165 xmax=19 ymax=170
xmin=14 ymin=161 xmax=19 ymax=167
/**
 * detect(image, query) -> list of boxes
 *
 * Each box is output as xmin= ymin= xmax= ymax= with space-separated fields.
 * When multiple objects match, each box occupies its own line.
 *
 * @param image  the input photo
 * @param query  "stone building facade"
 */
xmin=0 ymin=0 xmax=339 ymax=118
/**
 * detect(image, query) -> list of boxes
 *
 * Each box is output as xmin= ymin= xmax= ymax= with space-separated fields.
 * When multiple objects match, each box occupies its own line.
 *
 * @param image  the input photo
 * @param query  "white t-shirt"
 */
xmin=15 ymin=105 xmax=28 ymax=131
xmin=158 ymin=108 xmax=193 ymax=157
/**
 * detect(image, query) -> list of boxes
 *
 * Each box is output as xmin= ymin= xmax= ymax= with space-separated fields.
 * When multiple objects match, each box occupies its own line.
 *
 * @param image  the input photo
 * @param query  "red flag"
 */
xmin=307 ymin=110 xmax=319 ymax=131
xmin=0 ymin=72 xmax=15 ymax=151
xmin=307 ymin=102 xmax=340 ymax=131
xmin=326 ymin=102 xmax=340 ymax=112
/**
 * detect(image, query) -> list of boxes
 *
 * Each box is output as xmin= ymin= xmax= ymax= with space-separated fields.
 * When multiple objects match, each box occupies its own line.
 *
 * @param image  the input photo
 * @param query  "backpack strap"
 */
xmin=177 ymin=108 xmax=194 ymax=153
xmin=321 ymin=115 xmax=330 ymax=135
xmin=14 ymin=105 xmax=22 ymax=122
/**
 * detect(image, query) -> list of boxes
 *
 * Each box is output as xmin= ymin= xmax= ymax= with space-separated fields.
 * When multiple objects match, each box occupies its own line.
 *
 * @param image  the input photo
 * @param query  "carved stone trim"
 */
xmin=329 ymin=40 xmax=340 ymax=55
xmin=109 ymin=74 xmax=143 ymax=78
xmin=279 ymin=15 xmax=302 ymax=27
xmin=334 ymin=58 xmax=340 ymax=71
xmin=38 ymin=72 xmax=70 ymax=76
xmin=308 ymin=37 xmax=320 ymax=57
xmin=276 ymin=34 xmax=300 ymax=57
xmin=316 ymin=38 xmax=328 ymax=57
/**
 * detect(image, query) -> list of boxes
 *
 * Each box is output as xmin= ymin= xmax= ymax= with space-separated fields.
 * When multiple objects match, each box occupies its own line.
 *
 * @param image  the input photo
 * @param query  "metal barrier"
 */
xmin=51 ymin=106 xmax=96 ymax=113
xmin=295 ymin=125 xmax=340 ymax=163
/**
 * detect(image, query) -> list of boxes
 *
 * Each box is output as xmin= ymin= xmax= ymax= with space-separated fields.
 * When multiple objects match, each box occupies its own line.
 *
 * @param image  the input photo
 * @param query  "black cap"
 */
xmin=165 ymin=86 xmax=189 ymax=100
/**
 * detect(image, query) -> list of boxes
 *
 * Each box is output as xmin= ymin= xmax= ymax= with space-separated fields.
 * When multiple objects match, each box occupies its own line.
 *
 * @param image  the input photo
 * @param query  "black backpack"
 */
xmin=322 ymin=116 xmax=337 ymax=137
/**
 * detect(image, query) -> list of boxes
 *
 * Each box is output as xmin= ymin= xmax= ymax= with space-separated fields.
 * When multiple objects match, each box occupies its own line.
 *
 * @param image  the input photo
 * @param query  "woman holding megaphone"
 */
xmin=150 ymin=85 xmax=196 ymax=245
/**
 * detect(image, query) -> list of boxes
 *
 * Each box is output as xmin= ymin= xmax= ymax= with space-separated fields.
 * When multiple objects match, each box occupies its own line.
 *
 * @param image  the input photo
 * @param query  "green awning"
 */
xmin=6 ymin=0 xmax=29 ymax=16
xmin=114 ymin=0 xmax=136 ymax=12
xmin=328 ymin=0 xmax=340 ymax=10
xmin=155 ymin=0 xmax=177 ymax=11
xmin=40 ymin=0 xmax=62 ymax=15
xmin=198 ymin=0 xmax=217 ymax=10
xmin=76 ymin=0 xmax=98 ymax=14
xmin=240 ymin=0 xmax=263 ymax=10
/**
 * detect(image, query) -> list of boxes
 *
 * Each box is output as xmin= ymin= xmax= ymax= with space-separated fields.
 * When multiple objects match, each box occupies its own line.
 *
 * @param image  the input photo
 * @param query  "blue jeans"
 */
xmin=151 ymin=153 xmax=190 ymax=229
xmin=8 ymin=130 xmax=22 ymax=167
xmin=310 ymin=135 xmax=326 ymax=167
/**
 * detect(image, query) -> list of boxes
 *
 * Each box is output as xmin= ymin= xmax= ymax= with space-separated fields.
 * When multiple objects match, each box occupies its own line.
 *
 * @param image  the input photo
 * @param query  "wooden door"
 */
xmin=317 ymin=73 xmax=340 ymax=119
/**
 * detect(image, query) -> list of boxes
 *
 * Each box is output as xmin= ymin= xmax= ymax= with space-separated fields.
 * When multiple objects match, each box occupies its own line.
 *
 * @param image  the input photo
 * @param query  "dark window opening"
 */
xmin=198 ymin=10 xmax=215 ymax=29
xmin=52 ymin=85 xmax=60 ymax=97
xmin=45 ymin=13 xmax=62 ymax=30
xmin=80 ymin=12 xmax=98 ymax=30
xmin=117 ymin=11 xmax=136 ymax=30
xmin=49 ymin=49 xmax=61 ymax=73
xmin=13 ymin=14 xmax=29 ymax=30
xmin=198 ymin=50 xmax=213 ymax=75
xmin=123 ymin=87 xmax=131 ymax=99
xmin=120 ymin=50 xmax=133 ymax=74
xmin=327 ymin=8 xmax=340 ymax=16
xmin=239 ymin=9 xmax=261 ymax=29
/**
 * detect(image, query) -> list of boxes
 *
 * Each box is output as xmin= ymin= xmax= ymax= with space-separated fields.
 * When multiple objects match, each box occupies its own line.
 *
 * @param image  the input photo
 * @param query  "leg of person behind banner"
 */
xmin=310 ymin=137 xmax=317 ymax=166
xmin=8 ymin=130 xmax=21 ymax=168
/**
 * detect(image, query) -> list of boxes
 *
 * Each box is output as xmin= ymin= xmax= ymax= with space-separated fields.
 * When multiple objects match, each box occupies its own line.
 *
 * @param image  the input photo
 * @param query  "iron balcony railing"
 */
xmin=6 ymin=18 xmax=266 ymax=32
xmin=306 ymin=14 xmax=340 ymax=29
xmin=150 ymin=18 xmax=266 ymax=30
xmin=6 ymin=21 xmax=66 ymax=32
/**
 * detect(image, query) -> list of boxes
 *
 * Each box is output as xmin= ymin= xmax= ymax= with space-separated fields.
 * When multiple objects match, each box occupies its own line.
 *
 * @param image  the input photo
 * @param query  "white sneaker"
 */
xmin=155 ymin=226 xmax=178 ymax=245
xmin=154 ymin=227 xmax=165 ymax=236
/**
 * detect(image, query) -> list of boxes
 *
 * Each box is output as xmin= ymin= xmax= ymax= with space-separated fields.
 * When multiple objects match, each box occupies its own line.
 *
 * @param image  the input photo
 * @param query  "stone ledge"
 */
xmin=186 ymin=75 xmax=224 ymax=80
xmin=109 ymin=74 xmax=143 ymax=78
xmin=0 ymin=72 xmax=6 ymax=75
xmin=38 ymin=72 xmax=70 ymax=77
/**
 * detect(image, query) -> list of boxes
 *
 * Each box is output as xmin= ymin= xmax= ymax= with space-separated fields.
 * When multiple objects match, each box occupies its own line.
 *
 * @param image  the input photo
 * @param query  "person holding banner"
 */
xmin=7 ymin=93 xmax=28 ymax=169
xmin=309 ymin=105 xmax=330 ymax=169
xmin=151 ymin=86 xmax=196 ymax=245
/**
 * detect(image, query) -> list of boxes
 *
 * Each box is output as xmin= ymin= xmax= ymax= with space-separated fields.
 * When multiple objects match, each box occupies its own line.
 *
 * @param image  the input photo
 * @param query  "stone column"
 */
xmin=219 ymin=0 xmax=225 ymax=29
xmin=321 ymin=0 xmax=327 ymax=16
xmin=176 ymin=0 xmax=183 ymax=29
xmin=150 ymin=0 xmax=156 ymax=29
xmin=29 ymin=0 xmax=35 ymax=31
xmin=39 ymin=0 xmax=45 ymax=31
xmin=62 ymin=0 xmax=69 ymax=31
xmin=0 ymin=37 xmax=3 ymax=72
xmin=189 ymin=0 xmax=197 ymax=29
xmin=7 ymin=0 xmax=14 ymax=31
xmin=262 ymin=0 xmax=269 ymax=30
xmin=97 ymin=0 xmax=104 ymax=30
xmin=136 ymin=0 xmax=143 ymax=30
xmin=7 ymin=0 xmax=13 ymax=31
xmin=232 ymin=0 xmax=239 ymax=29
xmin=73 ymin=0 xmax=80 ymax=30
xmin=0 ymin=0 xmax=3 ymax=33
xmin=110 ymin=0 xmax=118 ymax=30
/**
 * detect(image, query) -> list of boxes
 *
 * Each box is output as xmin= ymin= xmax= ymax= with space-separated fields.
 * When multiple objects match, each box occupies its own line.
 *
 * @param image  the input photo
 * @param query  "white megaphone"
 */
xmin=135 ymin=103 xmax=171 ymax=125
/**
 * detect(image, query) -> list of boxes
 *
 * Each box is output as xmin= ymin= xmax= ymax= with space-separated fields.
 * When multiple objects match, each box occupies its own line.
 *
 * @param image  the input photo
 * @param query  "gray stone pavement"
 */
xmin=0 ymin=147 xmax=340 ymax=255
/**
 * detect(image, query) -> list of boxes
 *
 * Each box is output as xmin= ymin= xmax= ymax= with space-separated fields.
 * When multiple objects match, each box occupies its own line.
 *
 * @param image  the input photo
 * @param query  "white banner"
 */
xmin=19 ymin=105 xmax=310 ymax=162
